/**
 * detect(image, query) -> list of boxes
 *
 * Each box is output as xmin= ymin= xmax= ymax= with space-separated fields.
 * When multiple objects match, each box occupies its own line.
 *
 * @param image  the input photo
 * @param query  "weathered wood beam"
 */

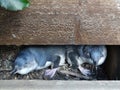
xmin=0 ymin=0 xmax=120 ymax=45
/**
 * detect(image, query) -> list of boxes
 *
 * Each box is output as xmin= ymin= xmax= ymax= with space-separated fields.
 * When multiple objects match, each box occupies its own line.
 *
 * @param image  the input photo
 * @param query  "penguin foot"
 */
xmin=44 ymin=68 xmax=58 ymax=78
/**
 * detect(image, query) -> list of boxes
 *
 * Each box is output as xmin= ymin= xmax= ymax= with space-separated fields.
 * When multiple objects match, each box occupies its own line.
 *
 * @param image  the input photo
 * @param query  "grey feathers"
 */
xmin=12 ymin=46 xmax=66 ymax=75
xmin=12 ymin=45 xmax=107 ymax=77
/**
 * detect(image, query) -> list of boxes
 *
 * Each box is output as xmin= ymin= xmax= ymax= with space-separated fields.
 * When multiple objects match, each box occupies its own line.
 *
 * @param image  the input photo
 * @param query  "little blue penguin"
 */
xmin=67 ymin=45 xmax=107 ymax=76
xmin=11 ymin=46 xmax=66 ymax=78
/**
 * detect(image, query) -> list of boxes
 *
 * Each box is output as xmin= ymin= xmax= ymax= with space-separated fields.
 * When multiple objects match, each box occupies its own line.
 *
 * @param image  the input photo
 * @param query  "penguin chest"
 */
xmin=17 ymin=60 xmax=38 ymax=75
xmin=36 ymin=61 xmax=52 ymax=70
xmin=58 ymin=54 xmax=65 ymax=66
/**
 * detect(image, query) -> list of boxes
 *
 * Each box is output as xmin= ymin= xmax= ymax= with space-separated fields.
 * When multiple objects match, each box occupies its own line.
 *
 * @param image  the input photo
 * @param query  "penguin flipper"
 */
xmin=52 ymin=56 xmax=61 ymax=68
xmin=67 ymin=51 xmax=79 ymax=69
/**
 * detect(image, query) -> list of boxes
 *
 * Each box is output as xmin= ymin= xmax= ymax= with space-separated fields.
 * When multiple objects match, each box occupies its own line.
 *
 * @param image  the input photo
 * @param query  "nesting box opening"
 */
xmin=0 ymin=45 xmax=118 ymax=80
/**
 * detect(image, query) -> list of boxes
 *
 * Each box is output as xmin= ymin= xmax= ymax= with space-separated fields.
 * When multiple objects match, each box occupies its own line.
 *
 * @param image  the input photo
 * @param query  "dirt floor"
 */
xmin=0 ymin=46 xmax=107 ymax=80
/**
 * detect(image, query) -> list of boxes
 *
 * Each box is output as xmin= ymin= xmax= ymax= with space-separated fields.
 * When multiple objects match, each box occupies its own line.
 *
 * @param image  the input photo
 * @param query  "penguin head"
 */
xmin=88 ymin=45 xmax=107 ymax=66
xmin=77 ymin=45 xmax=107 ymax=76
xmin=11 ymin=54 xmax=38 ymax=75
xmin=78 ymin=45 xmax=107 ymax=66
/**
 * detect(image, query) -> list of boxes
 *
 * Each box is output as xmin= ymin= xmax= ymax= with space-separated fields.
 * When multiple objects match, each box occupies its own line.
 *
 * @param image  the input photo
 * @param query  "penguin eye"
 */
xmin=24 ymin=62 xmax=28 ymax=66
xmin=100 ymin=54 xmax=104 ymax=57
xmin=18 ymin=67 xmax=22 ymax=70
xmin=85 ymin=52 xmax=90 ymax=58
xmin=25 ymin=62 xmax=28 ymax=65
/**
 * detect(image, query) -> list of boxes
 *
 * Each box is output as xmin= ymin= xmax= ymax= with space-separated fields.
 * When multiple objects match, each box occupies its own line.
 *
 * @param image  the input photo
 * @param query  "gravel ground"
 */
xmin=0 ymin=46 xmax=107 ymax=80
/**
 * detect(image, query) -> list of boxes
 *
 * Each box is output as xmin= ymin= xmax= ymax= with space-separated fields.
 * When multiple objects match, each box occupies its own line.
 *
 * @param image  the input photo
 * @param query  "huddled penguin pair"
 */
xmin=11 ymin=45 xmax=107 ymax=79
xmin=67 ymin=45 xmax=107 ymax=77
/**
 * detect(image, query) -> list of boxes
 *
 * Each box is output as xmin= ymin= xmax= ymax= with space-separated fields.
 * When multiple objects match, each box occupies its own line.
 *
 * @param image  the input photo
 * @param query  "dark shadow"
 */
xmin=103 ymin=46 xmax=120 ymax=80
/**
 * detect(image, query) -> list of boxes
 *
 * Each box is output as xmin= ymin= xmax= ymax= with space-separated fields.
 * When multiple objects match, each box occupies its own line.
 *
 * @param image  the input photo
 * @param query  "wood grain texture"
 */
xmin=75 ymin=0 xmax=120 ymax=44
xmin=0 ymin=0 xmax=120 ymax=45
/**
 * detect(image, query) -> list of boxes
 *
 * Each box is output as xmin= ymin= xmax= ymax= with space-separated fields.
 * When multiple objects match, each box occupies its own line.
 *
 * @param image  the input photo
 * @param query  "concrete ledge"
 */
xmin=0 ymin=80 xmax=119 ymax=90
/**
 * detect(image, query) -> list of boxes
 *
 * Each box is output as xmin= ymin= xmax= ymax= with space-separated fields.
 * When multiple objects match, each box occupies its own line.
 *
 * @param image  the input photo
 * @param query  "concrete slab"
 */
xmin=0 ymin=80 xmax=119 ymax=90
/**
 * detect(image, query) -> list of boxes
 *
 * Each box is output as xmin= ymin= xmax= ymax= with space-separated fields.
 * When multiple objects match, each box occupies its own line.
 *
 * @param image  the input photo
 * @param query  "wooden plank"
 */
xmin=0 ymin=0 xmax=120 ymax=45
xmin=0 ymin=0 xmax=76 ymax=45
xmin=0 ymin=80 xmax=120 ymax=90
xmin=75 ymin=0 xmax=120 ymax=44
